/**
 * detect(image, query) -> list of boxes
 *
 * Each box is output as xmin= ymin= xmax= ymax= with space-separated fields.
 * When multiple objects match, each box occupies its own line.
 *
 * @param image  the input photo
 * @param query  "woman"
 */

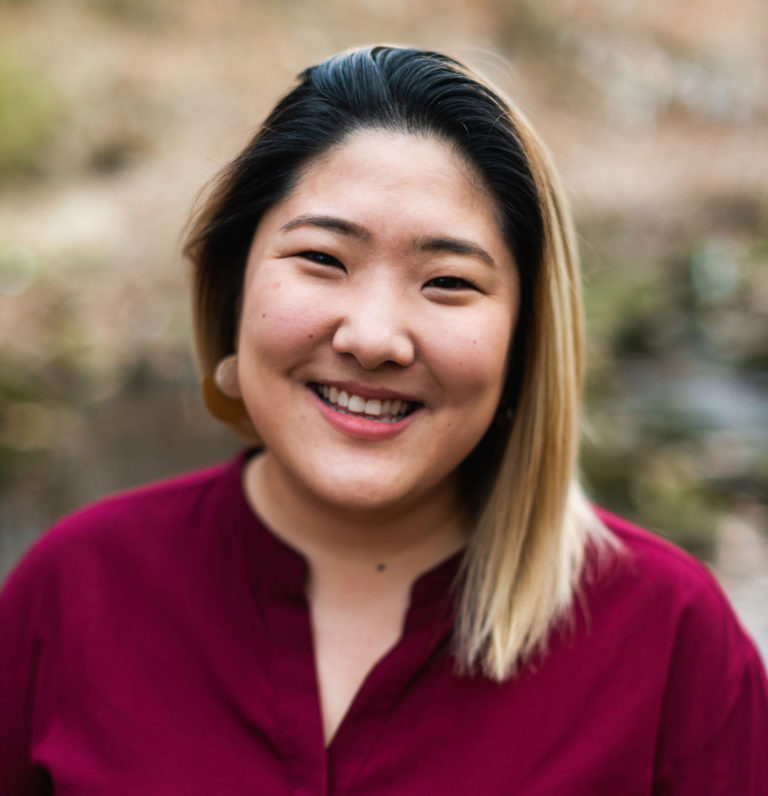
xmin=1 ymin=46 xmax=766 ymax=794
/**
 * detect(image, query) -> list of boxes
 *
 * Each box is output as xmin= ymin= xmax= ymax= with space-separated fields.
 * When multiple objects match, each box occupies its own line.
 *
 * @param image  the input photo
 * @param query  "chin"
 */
xmin=314 ymin=481 xmax=412 ymax=516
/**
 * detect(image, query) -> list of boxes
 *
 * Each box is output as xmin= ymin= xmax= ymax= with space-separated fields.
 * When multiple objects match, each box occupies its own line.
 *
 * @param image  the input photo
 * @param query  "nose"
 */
xmin=331 ymin=280 xmax=416 ymax=370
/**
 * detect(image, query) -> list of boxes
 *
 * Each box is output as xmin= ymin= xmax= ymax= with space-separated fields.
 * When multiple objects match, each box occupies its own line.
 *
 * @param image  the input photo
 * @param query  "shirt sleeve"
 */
xmin=652 ymin=572 xmax=768 ymax=795
xmin=0 ymin=543 xmax=54 ymax=795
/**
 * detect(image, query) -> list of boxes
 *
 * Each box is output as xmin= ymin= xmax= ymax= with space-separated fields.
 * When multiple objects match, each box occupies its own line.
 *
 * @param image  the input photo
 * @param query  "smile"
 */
xmin=311 ymin=383 xmax=417 ymax=423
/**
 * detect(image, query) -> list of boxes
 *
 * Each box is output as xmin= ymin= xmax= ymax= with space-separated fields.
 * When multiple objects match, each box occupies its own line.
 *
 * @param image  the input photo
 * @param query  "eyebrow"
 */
xmin=279 ymin=214 xmax=370 ymax=239
xmin=279 ymin=214 xmax=496 ymax=268
xmin=415 ymin=236 xmax=497 ymax=269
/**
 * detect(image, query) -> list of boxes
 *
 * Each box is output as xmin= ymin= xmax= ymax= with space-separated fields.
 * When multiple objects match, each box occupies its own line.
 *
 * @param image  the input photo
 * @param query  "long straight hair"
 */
xmin=184 ymin=46 xmax=609 ymax=680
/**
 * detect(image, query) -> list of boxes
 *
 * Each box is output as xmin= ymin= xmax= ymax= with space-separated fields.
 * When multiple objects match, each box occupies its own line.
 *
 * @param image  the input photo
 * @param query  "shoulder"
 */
xmin=591 ymin=506 xmax=738 ymax=620
xmin=52 ymin=456 xmax=237 ymax=538
xmin=0 ymin=453 xmax=249 ymax=613
xmin=583 ymin=506 xmax=764 ymax=708
xmin=588 ymin=508 xmax=768 ymax=781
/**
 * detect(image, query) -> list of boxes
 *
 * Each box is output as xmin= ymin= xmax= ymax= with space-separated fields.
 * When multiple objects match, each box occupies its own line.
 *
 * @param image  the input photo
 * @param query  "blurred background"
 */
xmin=1 ymin=0 xmax=766 ymax=656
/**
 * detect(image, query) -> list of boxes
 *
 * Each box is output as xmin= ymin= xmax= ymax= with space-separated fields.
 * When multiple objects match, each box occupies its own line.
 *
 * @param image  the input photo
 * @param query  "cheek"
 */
xmin=238 ymin=278 xmax=327 ymax=364
xmin=428 ymin=311 xmax=513 ymax=405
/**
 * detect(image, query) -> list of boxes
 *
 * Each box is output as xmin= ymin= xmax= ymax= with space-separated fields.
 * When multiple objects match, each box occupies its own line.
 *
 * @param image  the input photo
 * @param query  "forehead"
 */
xmin=301 ymin=129 xmax=487 ymax=195
xmin=256 ymin=129 xmax=505 ymax=248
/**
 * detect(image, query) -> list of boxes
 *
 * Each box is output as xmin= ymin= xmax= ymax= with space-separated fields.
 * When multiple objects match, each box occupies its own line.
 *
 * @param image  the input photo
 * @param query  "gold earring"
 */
xmin=201 ymin=355 xmax=262 ymax=444
xmin=201 ymin=375 xmax=251 ymax=424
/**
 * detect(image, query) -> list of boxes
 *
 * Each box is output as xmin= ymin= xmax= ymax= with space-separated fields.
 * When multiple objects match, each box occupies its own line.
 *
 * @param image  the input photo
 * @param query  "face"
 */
xmin=236 ymin=129 xmax=519 ymax=518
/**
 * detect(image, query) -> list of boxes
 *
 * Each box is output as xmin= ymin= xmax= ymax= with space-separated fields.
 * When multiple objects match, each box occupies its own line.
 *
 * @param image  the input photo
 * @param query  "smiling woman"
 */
xmin=235 ymin=130 xmax=517 ymax=519
xmin=1 ymin=45 xmax=767 ymax=794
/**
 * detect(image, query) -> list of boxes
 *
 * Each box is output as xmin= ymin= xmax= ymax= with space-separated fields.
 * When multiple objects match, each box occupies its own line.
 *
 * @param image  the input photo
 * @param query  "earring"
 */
xmin=214 ymin=354 xmax=241 ymax=399
xmin=201 ymin=355 xmax=250 ymax=424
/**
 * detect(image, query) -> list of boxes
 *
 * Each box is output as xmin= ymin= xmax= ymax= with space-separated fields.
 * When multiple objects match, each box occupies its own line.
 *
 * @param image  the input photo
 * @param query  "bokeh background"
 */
xmin=1 ymin=0 xmax=766 ymax=656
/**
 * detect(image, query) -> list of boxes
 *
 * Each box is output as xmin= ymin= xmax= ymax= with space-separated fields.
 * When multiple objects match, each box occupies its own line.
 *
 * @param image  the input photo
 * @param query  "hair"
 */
xmin=183 ymin=45 xmax=610 ymax=681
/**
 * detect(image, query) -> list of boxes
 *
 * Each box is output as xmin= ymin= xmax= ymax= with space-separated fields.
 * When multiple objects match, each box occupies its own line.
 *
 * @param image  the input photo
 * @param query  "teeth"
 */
xmin=348 ymin=395 xmax=365 ymax=413
xmin=314 ymin=384 xmax=412 ymax=421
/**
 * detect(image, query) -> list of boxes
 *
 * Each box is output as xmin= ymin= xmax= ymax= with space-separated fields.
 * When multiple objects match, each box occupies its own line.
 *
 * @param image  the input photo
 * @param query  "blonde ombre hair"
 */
xmin=184 ymin=46 xmax=610 ymax=681
xmin=456 ymin=134 xmax=606 ymax=679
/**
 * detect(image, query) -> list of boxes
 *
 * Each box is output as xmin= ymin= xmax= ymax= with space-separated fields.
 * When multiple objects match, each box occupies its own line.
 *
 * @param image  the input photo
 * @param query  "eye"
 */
xmin=424 ymin=275 xmax=478 ymax=291
xmin=299 ymin=250 xmax=345 ymax=269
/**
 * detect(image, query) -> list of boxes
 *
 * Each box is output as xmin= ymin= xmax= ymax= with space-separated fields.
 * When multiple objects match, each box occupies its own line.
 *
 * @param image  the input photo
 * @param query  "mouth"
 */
xmin=310 ymin=383 xmax=420 ymax=423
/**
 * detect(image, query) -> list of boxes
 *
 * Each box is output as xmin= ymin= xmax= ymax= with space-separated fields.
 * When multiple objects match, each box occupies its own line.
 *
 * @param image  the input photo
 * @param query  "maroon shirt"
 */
xmin=1 ymin=452 xmax=767 ymax=794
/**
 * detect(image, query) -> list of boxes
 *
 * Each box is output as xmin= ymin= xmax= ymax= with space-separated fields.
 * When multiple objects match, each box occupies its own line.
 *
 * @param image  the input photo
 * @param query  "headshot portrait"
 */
xmin=1 ymin=2 xmax=767 ymax=793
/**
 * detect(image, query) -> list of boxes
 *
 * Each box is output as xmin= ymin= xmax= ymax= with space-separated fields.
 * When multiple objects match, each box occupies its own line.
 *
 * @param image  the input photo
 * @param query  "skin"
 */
xmin=231 ymin=129 xmax=520 ymax=742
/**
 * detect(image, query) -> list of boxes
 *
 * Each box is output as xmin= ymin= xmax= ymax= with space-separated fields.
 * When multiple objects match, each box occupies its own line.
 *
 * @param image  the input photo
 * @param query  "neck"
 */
xmin=242 ymin=451 xmax=467 ymax=578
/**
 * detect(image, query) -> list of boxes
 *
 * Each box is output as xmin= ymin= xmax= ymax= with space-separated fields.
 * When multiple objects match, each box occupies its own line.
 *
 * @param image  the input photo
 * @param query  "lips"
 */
xmin=310 ymin=382 xmax=419 ymax=423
